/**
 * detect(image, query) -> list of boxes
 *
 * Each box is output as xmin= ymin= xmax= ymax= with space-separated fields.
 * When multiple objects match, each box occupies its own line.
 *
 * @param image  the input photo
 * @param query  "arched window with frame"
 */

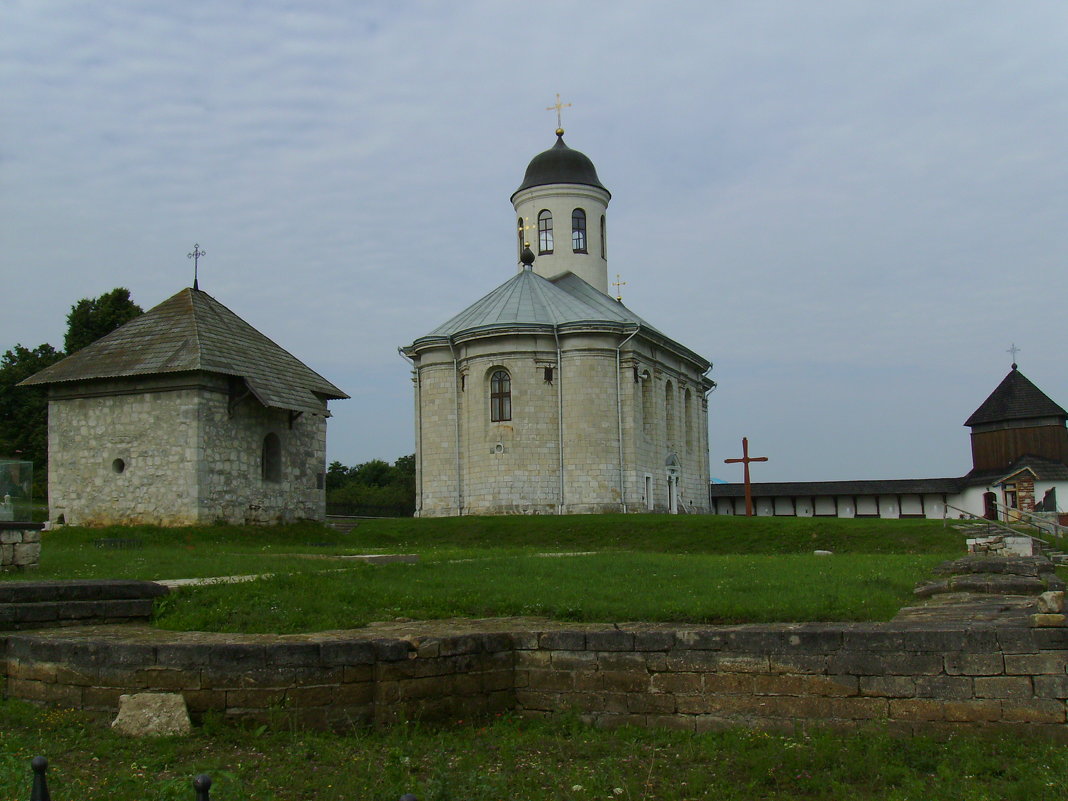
xmin=261 ymin=432 xmax=282 ymax=483
xmin=538 ymin=210 xmax=553 ymax=254
xmin=572 ymin=208 xmax=587 ymax=253
xmin=517 ymin=217 xmax=524 ymax=259
xmin=600 ymin=215 xmax=606 ymax=258
xmin=490 ymin=369 xmax=511 ymax=422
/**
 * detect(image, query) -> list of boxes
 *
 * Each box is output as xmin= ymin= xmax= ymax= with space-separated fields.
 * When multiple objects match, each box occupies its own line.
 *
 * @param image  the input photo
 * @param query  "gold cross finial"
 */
xmin=546 ymin=93 xmax=572 ymax=133
xmin=612 ymin=273 xmax=627 ymax=302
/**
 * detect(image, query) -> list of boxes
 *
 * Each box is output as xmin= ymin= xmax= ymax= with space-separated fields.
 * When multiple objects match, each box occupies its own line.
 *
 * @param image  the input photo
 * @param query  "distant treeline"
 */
xmin=325 ymin=455 xmax=415 ymax=517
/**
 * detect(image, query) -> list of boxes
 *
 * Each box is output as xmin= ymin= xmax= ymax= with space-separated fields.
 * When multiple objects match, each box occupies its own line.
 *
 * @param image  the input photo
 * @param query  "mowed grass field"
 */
xmin=4 ymin=516 xmax=1061 ymax=801
xmin=3 ymin=515 xmax=967 ymax=632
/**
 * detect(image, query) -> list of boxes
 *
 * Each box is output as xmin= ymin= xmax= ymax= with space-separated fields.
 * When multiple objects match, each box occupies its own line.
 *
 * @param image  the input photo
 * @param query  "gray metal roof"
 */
xmin=406 ymin=268 xmax=710 ymax=369
xmin=21 ymin=287 xmax=348 ymax=414
xmin=964 ymin=366 xmax=1067 ymax=427
xmin=420 ymin=269 xmax=651 ymax=338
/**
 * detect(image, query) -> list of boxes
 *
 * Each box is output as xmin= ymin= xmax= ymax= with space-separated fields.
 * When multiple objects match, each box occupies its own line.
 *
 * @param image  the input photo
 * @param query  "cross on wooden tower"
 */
xmin=546 ymin=93 xmax=572 ymax=132
xmin=612 ymin=273 xmax=627 ymax=302
xmin=187 ymin=243 xmax=206 ymax=291
xmin=1007 ymin=342 xmax=1021 ymax=368
xmin=724 ymin=437 xmax=768 ymax=517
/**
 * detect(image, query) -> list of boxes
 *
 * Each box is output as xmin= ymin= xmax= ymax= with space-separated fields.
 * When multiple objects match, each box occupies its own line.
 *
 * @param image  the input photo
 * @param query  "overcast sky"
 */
xmin=4 ymin=1 xmax=1067 ymax=483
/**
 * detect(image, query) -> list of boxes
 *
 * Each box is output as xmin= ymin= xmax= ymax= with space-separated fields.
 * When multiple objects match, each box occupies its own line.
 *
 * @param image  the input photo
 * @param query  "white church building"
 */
xmin=402 ymin=129 xmax=714 ymax=516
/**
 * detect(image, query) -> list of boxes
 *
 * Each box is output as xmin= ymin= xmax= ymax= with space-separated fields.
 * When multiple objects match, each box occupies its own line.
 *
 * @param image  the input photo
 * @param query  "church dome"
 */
xmin=512 ymin=131 xmax=610 ymax=200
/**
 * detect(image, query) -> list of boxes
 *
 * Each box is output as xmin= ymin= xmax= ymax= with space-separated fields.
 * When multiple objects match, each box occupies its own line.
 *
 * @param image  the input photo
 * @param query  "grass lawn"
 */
xmin=1 ymin=515 xmax=967 ymax=633
xmin=1 ymin=699 xmax=1065 ymax=801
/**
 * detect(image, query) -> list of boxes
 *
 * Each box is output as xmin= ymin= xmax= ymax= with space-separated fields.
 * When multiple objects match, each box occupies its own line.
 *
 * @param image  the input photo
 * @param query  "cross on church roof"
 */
xmin=546 ymin=93 xmax=572 ymax=133
xmin=612 ymin=273 xmax=627 ymax=302
xmin=1007 ymin=342 xmax=1021 ymax=368
xmin=187 ymin=243 xmax=206 ymax=291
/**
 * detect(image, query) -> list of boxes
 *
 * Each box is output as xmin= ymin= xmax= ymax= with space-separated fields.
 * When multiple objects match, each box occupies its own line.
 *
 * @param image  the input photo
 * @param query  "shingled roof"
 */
xmin=21 ymin=288 xmax=347 ymax=415
xmin=964 ymin=366 xmax=1067 ymax=428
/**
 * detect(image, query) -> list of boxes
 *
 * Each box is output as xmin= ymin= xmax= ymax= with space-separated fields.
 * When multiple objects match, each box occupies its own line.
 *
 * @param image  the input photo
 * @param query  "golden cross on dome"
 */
xmin=546 ymin=93 xmax=572 ymax=131
xmin=612 ymin=273 xmax=627 ymax=302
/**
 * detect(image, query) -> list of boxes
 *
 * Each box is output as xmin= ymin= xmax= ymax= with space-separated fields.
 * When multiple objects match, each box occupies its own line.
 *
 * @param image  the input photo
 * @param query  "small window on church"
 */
xmin=517 ymin=217 xmax=524 ymax=259
xmin=262 ymin=432 xmax=282 ymax=483
xmin=538 ymin=210 xmax=553 ymax=254
xmin=490 ymin=370 xmax=511 ymax=422
xmin=600 ymin=215 xmax=606 ymax=258
xmin=572 ymin=208 xmax=587 ymax=253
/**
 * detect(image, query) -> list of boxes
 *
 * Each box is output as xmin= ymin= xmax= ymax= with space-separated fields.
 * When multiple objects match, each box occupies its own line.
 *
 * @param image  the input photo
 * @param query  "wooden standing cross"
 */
xmin=724 ymin=437 xmax=768 ymax=517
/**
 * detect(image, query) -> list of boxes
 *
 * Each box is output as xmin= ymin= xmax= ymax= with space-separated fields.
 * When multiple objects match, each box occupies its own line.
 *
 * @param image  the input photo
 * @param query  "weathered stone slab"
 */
xmin=111 ymin=692 xmax=192 ymax=737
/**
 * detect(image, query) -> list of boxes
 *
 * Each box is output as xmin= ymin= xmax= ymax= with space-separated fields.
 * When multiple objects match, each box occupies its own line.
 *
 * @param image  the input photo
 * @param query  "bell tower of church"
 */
xmin=510 ymin=129 xmax=612 ymax=295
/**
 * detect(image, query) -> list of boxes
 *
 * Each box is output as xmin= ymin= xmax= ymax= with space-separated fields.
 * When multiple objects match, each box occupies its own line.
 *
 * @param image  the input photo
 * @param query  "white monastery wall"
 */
xmin=414 ymin=357 xmax=462 ymax=517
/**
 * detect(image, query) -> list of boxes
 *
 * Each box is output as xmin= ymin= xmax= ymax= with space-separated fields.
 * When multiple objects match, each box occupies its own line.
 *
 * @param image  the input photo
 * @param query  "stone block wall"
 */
xmin=512 ymin=624 xmax=1068 ymax=731
xmin=48 ymin=382 xmax=202 ymax=526
xmin=0 ymin=527 xmax=41 ymax=571
xmin=1 ymin=631 xmax=515 ymax=729
xmin=5 ymin=620 xmax=1068 ymax=732
xmin=46 ymin=373 xmax=328 ymax=526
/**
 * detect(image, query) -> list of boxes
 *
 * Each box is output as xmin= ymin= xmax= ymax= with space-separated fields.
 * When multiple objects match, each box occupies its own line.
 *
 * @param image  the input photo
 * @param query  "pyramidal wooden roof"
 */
xmin=21 ymin=287 xmax=347 ymax=414
xmin=964 ymin=366 xmax=1067 ymax=428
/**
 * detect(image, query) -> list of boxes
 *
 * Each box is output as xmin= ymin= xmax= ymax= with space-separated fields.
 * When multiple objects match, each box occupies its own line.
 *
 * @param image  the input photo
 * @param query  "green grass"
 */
xmin=3 ymin=515 xmax=968 ymax=632
xmin=0 ymin=699 xmax=1065 ymax=801
xmin=153 ymin=552 xmax=946 ymax=633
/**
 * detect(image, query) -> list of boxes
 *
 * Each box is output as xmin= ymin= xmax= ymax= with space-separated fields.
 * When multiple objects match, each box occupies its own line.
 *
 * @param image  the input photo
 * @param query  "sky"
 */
xmin=3 ymin=1 xmax=1068 ymax=483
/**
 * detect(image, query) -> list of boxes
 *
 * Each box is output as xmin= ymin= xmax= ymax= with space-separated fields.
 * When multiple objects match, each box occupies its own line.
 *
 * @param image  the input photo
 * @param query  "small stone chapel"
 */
xmin=402 ymin=128 xmax=714 ymax=516
xmin=22 ymin=286 xmax=348 ymax=526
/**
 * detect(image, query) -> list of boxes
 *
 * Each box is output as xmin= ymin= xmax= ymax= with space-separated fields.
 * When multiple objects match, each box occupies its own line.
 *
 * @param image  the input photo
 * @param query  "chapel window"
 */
xmin=600 ymin=215 xmax=606 ymax=258
xmin=538 ymin=210 xmax=553 ymax=254
xmin=517 ymin=217 xmax=524 ymax=259
xmin=572 ymin=208 xmax=587 ymax=253
xmin=490 ymin=370 xmax=512 ymax=422
xmin=262 ymin=432 xmax=282 ymax=483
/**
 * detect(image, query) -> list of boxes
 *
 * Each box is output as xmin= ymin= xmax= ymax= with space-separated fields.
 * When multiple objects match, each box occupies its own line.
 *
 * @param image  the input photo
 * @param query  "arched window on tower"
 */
xmin=490 ymin=369 xmax=512 ymax=422
xmin=261 ymin=432 xmax=281 ymax=483
xmin=600 ymin=215 xmax=607 ymax=259
xmin=538 ymin=210 xmax=553 ymax=254
xmin=572 ymin=208 xmax=587 ymax=253
xmin=517 ymin=217 xmax=524 ymax=259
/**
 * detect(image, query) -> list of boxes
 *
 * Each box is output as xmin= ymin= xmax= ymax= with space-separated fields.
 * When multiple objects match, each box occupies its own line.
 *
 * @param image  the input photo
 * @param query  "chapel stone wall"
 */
xmin=197 ymin=386 xmax=327 ymax=525
xmin=47 ymin=380 xmax=201 ymax=526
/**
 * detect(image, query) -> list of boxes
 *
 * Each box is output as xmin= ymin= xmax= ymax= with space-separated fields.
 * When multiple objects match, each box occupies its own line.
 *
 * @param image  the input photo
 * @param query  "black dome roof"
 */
xmin=512 ymin=133 xmax=610 ymax=200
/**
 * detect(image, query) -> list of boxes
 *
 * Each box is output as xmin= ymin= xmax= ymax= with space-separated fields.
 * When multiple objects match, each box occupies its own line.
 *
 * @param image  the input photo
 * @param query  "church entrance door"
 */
xmin=983 ymin=492 xmax=997 ymax=520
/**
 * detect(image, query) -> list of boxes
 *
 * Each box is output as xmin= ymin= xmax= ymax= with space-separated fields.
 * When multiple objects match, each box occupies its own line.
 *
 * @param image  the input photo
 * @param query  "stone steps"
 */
xmin=325 ymin=516 xmax=363 ymax=535
xmin=0 ymin=580 xmax=168 ymax=631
